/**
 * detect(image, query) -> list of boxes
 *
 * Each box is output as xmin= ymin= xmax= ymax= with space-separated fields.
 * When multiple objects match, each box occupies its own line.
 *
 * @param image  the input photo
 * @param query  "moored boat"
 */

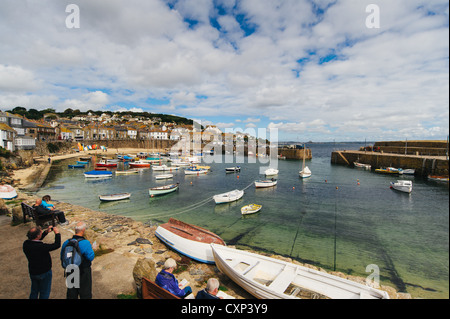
xmin=155 ymin=174 xmax=173 ymax=180
xmin=0 ymin=184 xmax=18 ymax=199
xmin=213 ymin=189 xmax=244 ymax=204
xmin=129 ymin=161 xmax=151 ymax=168
xmin=264 ymin=168 xmax=279 ymax=176
xmin=184 ymin=167 xmax=208 ymax=175
xmin=427 ymin=175 xmax=449 ymax=182
xmin=375 ymin=167 xmax=402 ymax=175
xmin=211 ymin=244 xmax=390 ymax=299
xmin=241 ymin=204 xmax=262 ymax=215
xmin=402 ymin=169 xmax=415 ymax=175
xmin=255 ymin=179 xmax=277 ymax=188
xmin=155 ymin=218 xmax=226 ymax=264
xmin=299 ymin=145 xmax=311 ymax=178
xmin=390 ymin=180 xmax=412 ymax=193
xmin=226 ymin=166 xmax=241 ymax=173
xmin=96 ymin=160 xmax=117 ymax=168
xmin=84 ymin=170 xmax=113 ymax=178
xmin=151 ymin=165 xmax=179 ymax=171
xmin=353 ymin=162 xmax=371 ymax=169
xmin=99 ymin=192 xmax=131 ymax=201
xmin=149 ymin=183 xmax=179 ymax=196
xmin=68 ymin=164 xmax=85 ymax=169
xmin=77 ymin=161 xmax=90 ymax=165
xmin=115 ymin=169 xmax=140 ymax=175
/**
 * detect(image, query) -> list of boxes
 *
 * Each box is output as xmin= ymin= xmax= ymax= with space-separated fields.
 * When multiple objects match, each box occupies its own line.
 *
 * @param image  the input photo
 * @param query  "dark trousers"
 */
xmin=66 ymin=267 xmax=92 ymax=299
xmin=53 ymin=210 xmax=66 ymax=223
xmin=29 ymin=270 xmax=52 ymax=299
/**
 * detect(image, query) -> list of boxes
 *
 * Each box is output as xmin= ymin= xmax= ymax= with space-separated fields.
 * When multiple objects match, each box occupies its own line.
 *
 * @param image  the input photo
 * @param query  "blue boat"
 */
xmin=68 ymin=164 xmax=85 ymax=169
xmin=77 ymin=161 xmax=90 ymax=164
xmin=83 ymin=170 xmax=113 ymax=178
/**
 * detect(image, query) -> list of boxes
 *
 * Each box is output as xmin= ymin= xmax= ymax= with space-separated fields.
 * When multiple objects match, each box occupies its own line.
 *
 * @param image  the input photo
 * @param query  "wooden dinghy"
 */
xmin=129 ymin=161 xmax=151 ymax=168
xmin=211 ymin=244 xmax=390 ymax=299
xmin=99 ymin=192 xmax=131 ymax=201
xmin=115 ymin=169 xmax=140 ymax=175
xmin=254 ymin=179 xmax=277 ymax=188
xmin=241 ymin=204 xmax=262 ymax=215
xmin=149 ymin=183 xmax=179 ymax=196
xmin=155 ymin=218 xmax=225 ymax=264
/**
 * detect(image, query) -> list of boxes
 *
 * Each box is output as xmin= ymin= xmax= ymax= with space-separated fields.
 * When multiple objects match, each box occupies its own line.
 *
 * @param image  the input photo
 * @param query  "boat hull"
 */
xmin=211 ymin=244 xmax=390 ymax=299
xmin=84 ymin=170 xmax=113 ymax=178
xmin=241 ymin=204 xmax=262 ymax=215
xmin=155 ymin=218 xmax=225 ymax=264
xmin=213 ymin=189 xmax=244 ymax=204
xmin=149 ymin=183 xmax=179 ymax=196
xmin=254 ymin=180 xmax=277 ymax=188
xmin=155 ymin=174 xmax=173 ymax=180
xmin=0 ymin=185 xmax=18 ymax=200
xmin=99 ymin=193 xmax=131 ymax=201
xmin=390 ymin=181 xmax=412 ymax=193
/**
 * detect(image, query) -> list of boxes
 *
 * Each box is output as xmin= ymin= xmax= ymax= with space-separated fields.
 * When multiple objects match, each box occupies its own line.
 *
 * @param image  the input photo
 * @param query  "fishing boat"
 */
xmin=353 ymin=162 xmax=371 ymax=169
xmin=149 ymin=183 xmax=179 ymax=196
xmin=390 ymin=180 xmax=412 ymax=193
xmin=264 ymin=168 xmax=279 ymax=176
xmin=226 ymin=166 xmax=241 ymax=173
xmin=115 ymin=169 xmax=140 ymax=175
xmin=129 ymin=161 xmax=151 ymax=168
xmin=68 ymin=164 xmax=85 ymax=169
xmin=241 ymin=204 xmax=262 ymax=215
xmin=96 ymin=160 xmax=117 ymax=168
xmin=184 ymin=167 xmax=208 ymax=175
xmin=375 ymin=167 xmax=402 ymax=175
xmin=211 ymin=244 xmax=390 ymax=299
xmin=299 ymin=145 xmax=311 ymax=178
xmin=151 ymin=165 xmax=179 ymax=171
xmin=83 ymin=170 xmax=113 ymax=178
xmin=254 ymin=179 xmax=277 ymax=188
xmin=155 ymin=174 xmax=173 ymax=180
xmin=427 ymin=175 xmax=449 ymax=182
xmin=0 ymin=184 xmax=18 ymax=199
xmin=99 ymin=192 xmax=131 ymax=201
xmin=213 ymin=189 xmax=244 ymax=204
xmin=155 ymin=218 xmax=226 ymax=264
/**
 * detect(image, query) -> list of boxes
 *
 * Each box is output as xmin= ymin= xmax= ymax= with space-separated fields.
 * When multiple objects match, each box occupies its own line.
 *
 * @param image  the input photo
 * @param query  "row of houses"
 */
xmin=0 ymin=111 xmax=254 ymax=152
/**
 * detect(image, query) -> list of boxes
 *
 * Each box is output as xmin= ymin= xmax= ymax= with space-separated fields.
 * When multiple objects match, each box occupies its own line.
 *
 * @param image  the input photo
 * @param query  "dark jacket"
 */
xmin=155 ymin=269 xmax=186 ymax=298
xmin=196 ymin=289 xmax=220 ymax=299
xmin=23 ymin=231 xmax=61 ymax=275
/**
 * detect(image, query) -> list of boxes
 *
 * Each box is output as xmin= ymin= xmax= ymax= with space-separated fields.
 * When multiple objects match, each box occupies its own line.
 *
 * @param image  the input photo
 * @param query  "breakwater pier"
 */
xmin=331 ymin=140 xmax=449 ymax=177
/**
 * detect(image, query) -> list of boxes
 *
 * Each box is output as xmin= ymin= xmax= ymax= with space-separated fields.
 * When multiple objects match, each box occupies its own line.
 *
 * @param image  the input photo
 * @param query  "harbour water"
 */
xmin=37 ymin=142 xmax=449 ymax=298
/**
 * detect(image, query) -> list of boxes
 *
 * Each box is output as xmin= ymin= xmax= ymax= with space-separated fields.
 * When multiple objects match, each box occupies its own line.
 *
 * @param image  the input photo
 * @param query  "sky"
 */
xmin=0 ymin=0 xmax=448 ymax=142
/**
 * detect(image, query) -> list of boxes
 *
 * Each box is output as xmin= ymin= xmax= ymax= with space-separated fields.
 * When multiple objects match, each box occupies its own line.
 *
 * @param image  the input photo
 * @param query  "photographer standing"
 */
xmin=23 ymin=226 xmax=61 ymax=299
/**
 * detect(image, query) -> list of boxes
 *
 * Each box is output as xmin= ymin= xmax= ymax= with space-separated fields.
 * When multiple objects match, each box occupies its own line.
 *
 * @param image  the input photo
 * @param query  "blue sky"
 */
xmin=0 ymin=0 xmax=448 ymax=141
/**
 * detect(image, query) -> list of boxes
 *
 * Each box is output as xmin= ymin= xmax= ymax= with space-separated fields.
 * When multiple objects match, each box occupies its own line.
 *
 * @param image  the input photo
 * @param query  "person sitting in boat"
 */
xmin=34 ymin=196 xmax=68 ymax=226
xmin=155 ymin=258 xmax=192 ymax=298
xmin=196 ymin=278 xmax=222 ymax=299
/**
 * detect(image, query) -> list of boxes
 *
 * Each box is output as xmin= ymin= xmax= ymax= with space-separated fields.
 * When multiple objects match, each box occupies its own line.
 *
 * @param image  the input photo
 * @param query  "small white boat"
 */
xmin=299 ymin=146 xmax=311 ymax=178
xmin=84 ymin=170 xmax=113 ymax=178
xmin=0 ymin=184 xmax=18 ymax=200
xmin=211 ymin=244 xmax=390 ymax=299
xmin=149 ymin=183 xmax=179 ymax=196
xmin=213 ymin=189 xmax=244 ymax=204
xmin=402 ymin=169 xmax=415 ymax=175
xmin=427 ymin=175 xmax=449 ymax=182
xmin=99 ymin=193 xmax=131 ymax=201
xmin=390 ymin=180 xmax=412 ymax=193
xmin=264 ymin=168 xmax=279 ymax=176
xmin=155 ymin=218 xmax=226 ymax=264
xmin=241 ymin=204 xmax=262 ymax=215
xmin=255 ymin=179 xmax=277 ymax=188
xmin=152 ymin=165 xmax=179 ymax=171
xmin=185 ymin=168 xmax=208 ymax=175
xmin=226 ymin=166 xmax=241 ymax=173
xmin=155 ymin=174 xmax=173 ymax=180
xmin=354 ymin=162 xmax=371 ymax=169
xmin=115 ymin=169 xmax=140 ymax=175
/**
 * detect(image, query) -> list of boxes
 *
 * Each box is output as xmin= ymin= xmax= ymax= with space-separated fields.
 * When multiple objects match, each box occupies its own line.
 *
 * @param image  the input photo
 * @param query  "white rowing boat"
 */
xmin=155 ymin=174 xmax=173 ymax=180
xmin=149 ymin=183 xmax=179 ymax=196
xmin=211 ymin=244 xmax=390 ymax=299
xmin=151 ymin=165 xmax=180 ymax=171
xmin=213 ymin=189 xmax=244 ymax=204
xmin=255 ymin=179 xmax=277 ymax=188
xmin=115 ymin=169 xmax=140 ymax=175
xmin=99 ymin=193 xmax=131 ymax=201
xmin=0 ymin=184 xmax=18 ymax=200
xmin=155 ymin=218 xmax=226 ymax=264
xmin=264 ymin=168 xmax=279 ymax=176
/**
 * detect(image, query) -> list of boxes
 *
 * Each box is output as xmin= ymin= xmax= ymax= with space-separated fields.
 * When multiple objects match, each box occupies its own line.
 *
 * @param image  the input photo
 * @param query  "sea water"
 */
xmin=37 ymin=142 xmax=449 ymax=298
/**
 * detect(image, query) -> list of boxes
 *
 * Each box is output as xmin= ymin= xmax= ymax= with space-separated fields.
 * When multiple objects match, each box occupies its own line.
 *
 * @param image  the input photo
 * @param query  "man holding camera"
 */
xmin=23 ymin=225 xmax=61 ymax=299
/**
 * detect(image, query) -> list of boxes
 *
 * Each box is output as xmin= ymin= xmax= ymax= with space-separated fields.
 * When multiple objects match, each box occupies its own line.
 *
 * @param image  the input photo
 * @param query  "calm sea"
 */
xmin=37 ymin=142 xmax=449 ymax=298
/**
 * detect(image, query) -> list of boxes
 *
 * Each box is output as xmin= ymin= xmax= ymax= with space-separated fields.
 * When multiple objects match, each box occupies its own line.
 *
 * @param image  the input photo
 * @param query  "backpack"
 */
xmin=61 ymin=237 xmax=84 ymax=269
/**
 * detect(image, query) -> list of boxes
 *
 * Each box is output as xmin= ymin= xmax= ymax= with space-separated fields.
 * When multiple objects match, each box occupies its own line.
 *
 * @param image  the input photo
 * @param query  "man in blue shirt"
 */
xmin=60 ymin=221 xmax=95 ymax=299
xmin=39 ymin=195 xmax=68 ymax=225
xmin=155 ymin=258 xmax=192 ymax=298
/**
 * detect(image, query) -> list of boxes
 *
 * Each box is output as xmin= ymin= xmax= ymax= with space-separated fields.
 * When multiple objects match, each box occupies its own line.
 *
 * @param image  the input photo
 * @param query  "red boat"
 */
xmin=96 ymin=160 xmax=117 ymax=168
xmin=129 ymin=161 xmax=150 ymax=168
